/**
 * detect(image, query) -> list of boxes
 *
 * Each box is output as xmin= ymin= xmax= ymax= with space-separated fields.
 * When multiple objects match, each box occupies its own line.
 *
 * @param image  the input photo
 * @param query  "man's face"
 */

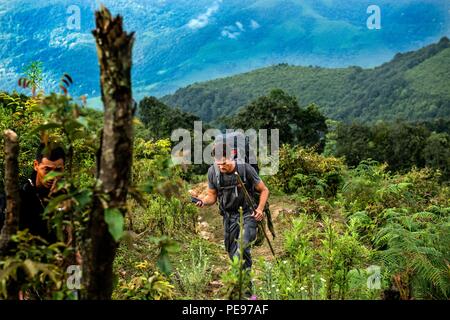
xmin=33 ymin=157 xmax=64 ymax=189
xmin=215 ymin=157 xmax=235 ymax=173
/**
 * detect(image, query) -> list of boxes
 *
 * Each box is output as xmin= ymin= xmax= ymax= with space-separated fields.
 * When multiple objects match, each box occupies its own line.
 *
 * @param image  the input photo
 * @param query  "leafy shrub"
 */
xmin=220 ymin=256 xmax=253 ymax=300
xmin=115 ymin=260 xmax=174 ymax=300
xmin=0 ymin=230 xmax=75 ymax=300
xmin=268 ymin=144 xmax=344 ymax=197
xmin=255 ymin=214 xmax=371 ymax=300
xmin=172 ymin=239 xmax=213 ymax=299
xmin=374 ymin=208 xmax=450 ymax=299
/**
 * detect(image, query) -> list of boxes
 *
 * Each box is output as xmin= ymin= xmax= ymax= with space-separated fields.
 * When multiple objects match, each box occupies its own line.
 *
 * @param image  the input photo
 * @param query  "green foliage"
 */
xmin=0 ymin=91 xmax=37 ymax=117
xmin=0 ymin=92 xmax=45 ymax=189
xmin=422 ymin=132 xmax=450 ymax=180
xmin=138 ymin=96 xmax=200 ymax=140
xmin=255 ymin=214 xmax=371 ymax=300
xmin=150 ymin=236 xmax=181 ymax=276
xmin=172 ymin=238 xmax=213 ymax=299
xmin=341 ymin=160 xmax=391 ymax=212
xmin=135 ymin=138 xmax=187 ymax=200
xmin=128 ymin=137 xmax=198 ymax=237
xmin=220 ymin=256 xmax=253 ymax=300
xmin=319 ymin=217 xmax=369 ymax=299
xmin=161 ymin=64 xmax=356 ymax=123
xmin=268 ymin=144 xmax=344 ymax=196
xmin=265 ymin=144 xmax=449 ymax=300
xmin=255 ymin=259 xmax=306 ymax=299
xmin=129 ymin=194 xmax=197 ymax=238
xmin=334 ymin=120 xmax=450 ymax=181
xmin=405 ymin=43 xmax=450 ymax=100
xmin=105 ymin=208 xmax=125 ymax=242
xmin=0 ymin=230 xmax=75 ymax=300
xmin=374 ymin=208 xmax=450 ymax=299
xmin=22 ymin=61 xmax=44 ymax=95
xmin=226 ymin=89 xmax=327 ymax=151
xmin=323 ymin=119 xmax=339 ymax=156
xmin=343 ymin=161 xmax=446 ymax=242
xmin=136 ymin=97 xmax=211 ymax=181
xmin=114 ymin=260 xmax=174 ymax=300
xmin=339 ymin=162 xmax=450 ymax=299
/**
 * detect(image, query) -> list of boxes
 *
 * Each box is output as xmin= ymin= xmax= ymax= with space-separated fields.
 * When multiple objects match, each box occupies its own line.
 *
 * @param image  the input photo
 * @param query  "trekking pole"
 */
xmin=234 ymin=172 xmax=276 ymax=257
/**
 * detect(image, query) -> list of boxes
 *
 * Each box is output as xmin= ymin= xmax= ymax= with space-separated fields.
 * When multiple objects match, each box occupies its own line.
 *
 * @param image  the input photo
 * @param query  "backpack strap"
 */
xmin=213 ymin=163 xmax=226 ymax=215
xmin=213 ymin=163 xmax=221 ymax=190
xmin=237 ymin=162 xmax=257 ymax=201
xmin=236 ymin=161 xmax=246 ymax=183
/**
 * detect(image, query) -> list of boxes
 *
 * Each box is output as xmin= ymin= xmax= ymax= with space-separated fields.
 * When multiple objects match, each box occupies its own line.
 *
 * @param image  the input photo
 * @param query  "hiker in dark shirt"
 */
xmin=21 ymin=143 xmax=66 ymax=243
xmin=0 ymin=143 xmax=66 ymax=243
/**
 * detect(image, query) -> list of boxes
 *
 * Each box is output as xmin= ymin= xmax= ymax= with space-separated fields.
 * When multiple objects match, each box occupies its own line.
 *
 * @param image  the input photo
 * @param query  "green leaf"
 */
xmin=32 ymin=122 xmax=61 ymax=133
xmin=104 ymin=208 xmax=124 ymax=242
xmin=162 ymin=240 xmax=180 ymax=254
xmin=43 ymin=171 xmax=64 ymax=183
xmin=41 ymin=104 xmax=55 ymax=117
xmin=64 ymin=119 xmax=84 ymax=135
xmin=149 ymin=236 xmax=180 ymax=276
xmin=157 ymin=255 xmax=172 ymax=276
xmin=23 ymin=259 xmax=38 ymax=278
xmin=74 ymin=190 xmax=92 ymax=209
xmin=76 ymin=116 xmax=88 ymax=128
xmin=44 ymin=193 xmax=72 ymax=215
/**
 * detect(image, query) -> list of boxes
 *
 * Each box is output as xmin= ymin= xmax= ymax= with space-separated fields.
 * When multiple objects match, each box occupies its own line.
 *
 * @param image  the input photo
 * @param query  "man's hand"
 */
xmin=195 ymin=198 xmax=205 ymax=207
xmin=190 ymin=188 xmax=217 ymax=208
xmin=189 ymin=190 xmax=205 ymax=207
xmin=252 ymin=208 xmax=264 ymax=221
xmin=254 ymin=180 xmax=269 ymax=222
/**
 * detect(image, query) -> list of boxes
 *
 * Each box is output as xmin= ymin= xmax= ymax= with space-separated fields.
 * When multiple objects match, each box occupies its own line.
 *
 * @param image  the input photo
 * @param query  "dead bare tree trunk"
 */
xmin=0 ymin=130 xmax=20 ymax=254
xmin=82 ymin=5 xmax=135 ymax=300
xmin=0 ymin=130 xmax=21 ymax=300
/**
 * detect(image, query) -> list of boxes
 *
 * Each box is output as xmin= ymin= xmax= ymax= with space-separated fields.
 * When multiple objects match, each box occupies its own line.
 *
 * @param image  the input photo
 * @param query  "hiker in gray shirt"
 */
xmin=194 ymin=142 xmax=269 ymax=272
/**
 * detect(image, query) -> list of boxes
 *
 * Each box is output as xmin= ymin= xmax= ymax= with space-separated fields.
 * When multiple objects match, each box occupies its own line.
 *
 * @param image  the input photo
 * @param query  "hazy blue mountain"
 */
xmin=0 ymin=0 xmax=448 ymax=103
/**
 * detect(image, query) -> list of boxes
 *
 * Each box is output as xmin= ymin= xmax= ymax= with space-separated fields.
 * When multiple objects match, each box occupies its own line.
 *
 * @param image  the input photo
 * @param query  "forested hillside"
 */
xmin=162 ymin=37 xmax=450 ymax=123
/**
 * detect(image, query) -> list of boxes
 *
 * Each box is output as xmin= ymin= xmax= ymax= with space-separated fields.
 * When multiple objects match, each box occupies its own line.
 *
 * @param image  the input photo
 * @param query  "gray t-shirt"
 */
xmin=207 ymin=163 xmax=261 ymax=213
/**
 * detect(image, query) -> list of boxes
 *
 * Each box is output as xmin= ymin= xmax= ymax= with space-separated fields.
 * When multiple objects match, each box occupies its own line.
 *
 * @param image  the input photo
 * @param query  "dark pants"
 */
xmin=223 ymin=210 xmax=257 ymax=270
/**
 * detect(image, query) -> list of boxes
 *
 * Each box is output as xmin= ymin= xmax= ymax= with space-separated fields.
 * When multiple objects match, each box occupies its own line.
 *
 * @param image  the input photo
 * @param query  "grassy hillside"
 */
xmin=161 ymin=37 xmax=450 ymax=123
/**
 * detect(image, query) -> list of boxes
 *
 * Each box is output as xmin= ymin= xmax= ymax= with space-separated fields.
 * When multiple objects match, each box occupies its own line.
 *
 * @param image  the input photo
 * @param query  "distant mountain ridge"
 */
xmin=161 ymin=37 xmax=450 ymax=123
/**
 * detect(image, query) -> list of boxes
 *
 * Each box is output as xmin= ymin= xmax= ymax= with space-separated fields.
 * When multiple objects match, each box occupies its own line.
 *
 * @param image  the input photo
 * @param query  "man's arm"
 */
xmin=195 ymin=188 xmax=218 ymax=207
xmin=252 ymin=180 xmax=269 ymax=221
